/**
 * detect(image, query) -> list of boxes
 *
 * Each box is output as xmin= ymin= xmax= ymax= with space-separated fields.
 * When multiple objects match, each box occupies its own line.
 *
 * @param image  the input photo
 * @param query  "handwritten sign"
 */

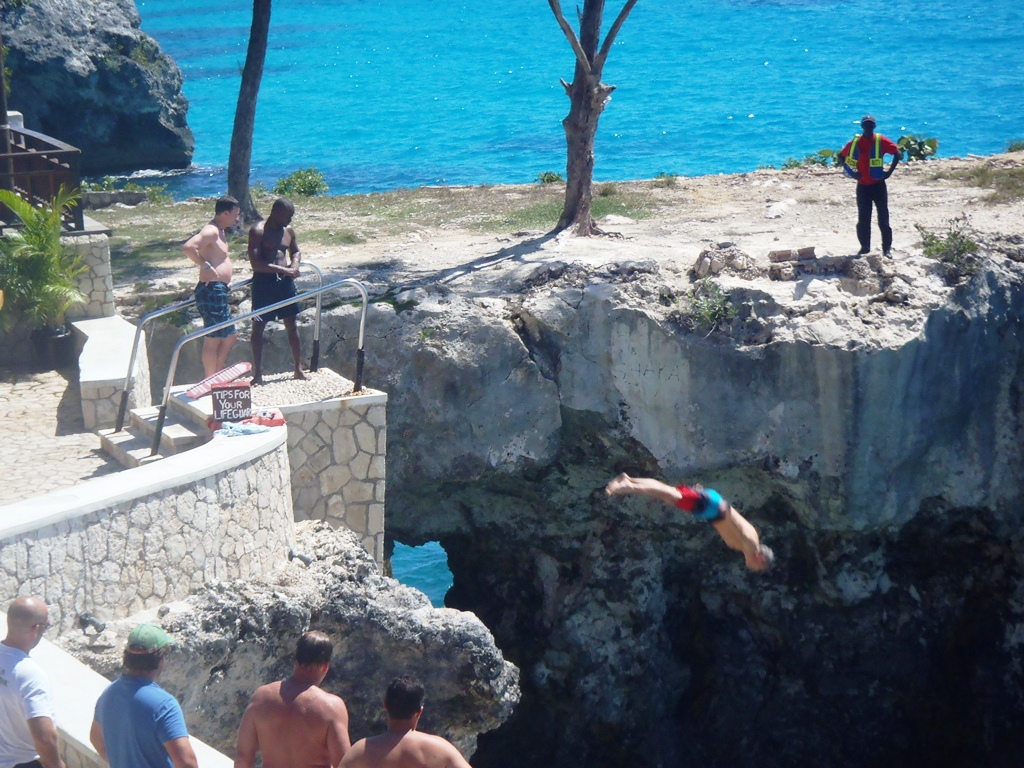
xmin=211 ymin=381 xmax=252 ymax=422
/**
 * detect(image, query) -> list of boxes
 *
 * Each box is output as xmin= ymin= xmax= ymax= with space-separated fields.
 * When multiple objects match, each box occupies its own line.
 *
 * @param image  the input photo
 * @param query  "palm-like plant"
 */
xmin=0 ymin=187 xmax=85 ymax=330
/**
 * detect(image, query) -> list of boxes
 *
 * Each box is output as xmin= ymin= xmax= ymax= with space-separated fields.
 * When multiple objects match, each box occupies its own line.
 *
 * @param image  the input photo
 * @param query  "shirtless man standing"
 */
xmin=248 ymin=197 xmax=307 ymax=385
xmin=235 ymin=632 xmax=350 ymax=768
xmin=339 ymin=676 xmax=471 ymax=768
xmin=183 ymin=196 xmax=240 ymax=377
xmin=606 ymin=473 xmax=774 ymax=572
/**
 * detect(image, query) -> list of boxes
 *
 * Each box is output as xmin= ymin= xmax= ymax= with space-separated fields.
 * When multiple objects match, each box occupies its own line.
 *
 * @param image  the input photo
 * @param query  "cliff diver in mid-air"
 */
xmin=606 ymin=473 xmax=775 ymax=572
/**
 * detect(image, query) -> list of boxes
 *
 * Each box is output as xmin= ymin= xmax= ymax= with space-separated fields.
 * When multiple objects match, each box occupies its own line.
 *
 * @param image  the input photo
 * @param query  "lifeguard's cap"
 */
xmin=861 ymin=115 xmax=877 ymax=127
xmin=126 ymin=623 xmax=171 ymax=654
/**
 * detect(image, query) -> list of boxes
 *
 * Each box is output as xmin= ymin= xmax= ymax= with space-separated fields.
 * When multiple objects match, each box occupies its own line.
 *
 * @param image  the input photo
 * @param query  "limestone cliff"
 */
xmin=300 ymin=243 xmax=1024 ymax=767
xmin=2 ymin=0 xmax=193 ymax=173
xmin=59 ymin=522 xmax=519 ymax=758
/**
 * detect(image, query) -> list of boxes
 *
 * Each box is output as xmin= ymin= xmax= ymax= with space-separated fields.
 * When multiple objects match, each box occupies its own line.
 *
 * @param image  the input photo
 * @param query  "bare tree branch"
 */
xmin=594 ymin=0 xmax=639 ymax=75
xmin=560 ymin=78 xmax=573 ymax=98
xmin=547 ymin=0 xmax=592 ymax=76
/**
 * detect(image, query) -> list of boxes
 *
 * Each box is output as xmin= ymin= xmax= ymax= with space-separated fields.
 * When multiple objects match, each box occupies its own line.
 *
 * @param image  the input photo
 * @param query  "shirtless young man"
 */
xmin=248 ymin=197 xmax=306 ymax=385
xmin=235 ymin=632 xmax=351 ymax=768
xmin=339 ymin=677 xmax=470 ymax=768
xmin=606 ymin=473 xmax=774 ymax=572
xmin=183 ymin=196 xmax=240 ymax=377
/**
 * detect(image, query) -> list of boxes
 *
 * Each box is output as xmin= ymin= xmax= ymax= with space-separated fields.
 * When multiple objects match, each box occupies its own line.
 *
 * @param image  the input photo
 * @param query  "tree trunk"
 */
xmin=227 ymin=0 xmax=272 ymax=226
xmin=548 ymin=0 xmax=637 ymax=236
xmin=559 ymin=75 xmax=614 ymax=234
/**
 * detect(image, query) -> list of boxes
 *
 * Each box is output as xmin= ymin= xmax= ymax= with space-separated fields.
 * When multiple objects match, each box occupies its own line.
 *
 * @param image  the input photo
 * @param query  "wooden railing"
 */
xmin=0 ymin=125 xmax=84 ymax=231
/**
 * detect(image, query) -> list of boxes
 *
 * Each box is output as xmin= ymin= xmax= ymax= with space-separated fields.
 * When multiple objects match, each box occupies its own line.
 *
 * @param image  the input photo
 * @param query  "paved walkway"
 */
xmin=0 ymin=369 xmax=120 ymax=505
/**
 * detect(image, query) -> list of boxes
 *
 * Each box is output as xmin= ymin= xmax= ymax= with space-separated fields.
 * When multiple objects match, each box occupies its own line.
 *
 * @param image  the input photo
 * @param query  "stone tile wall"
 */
xmin=0 ymin=443 xmax=294 ymax=634
xmin=62 ymin=741 xmax=101 ymax=768
xmin=73 ymin=316 xmax=152 ymax=431
xmin=66 ymin=235 xmax=115 ymax=321
xmin=79 ymin=353 xmax=151 ymax=430
xmin=285 ymin=391 xmax=387 ymax=565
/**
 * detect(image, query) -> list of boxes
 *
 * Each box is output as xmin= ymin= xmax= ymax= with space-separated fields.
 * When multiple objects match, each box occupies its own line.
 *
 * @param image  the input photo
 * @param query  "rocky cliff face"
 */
xmin=2 ymin=0 xmax=193 ymax=173
xmin=60 ymin=522 xmax=519 ymax=757
xmin=293 ymin=243 xmax=1024 ymax=767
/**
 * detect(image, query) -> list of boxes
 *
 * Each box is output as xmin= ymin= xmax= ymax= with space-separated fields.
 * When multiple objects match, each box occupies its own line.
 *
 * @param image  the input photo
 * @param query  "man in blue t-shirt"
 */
xmin=90 ymin=624 xmax=198 ymax=768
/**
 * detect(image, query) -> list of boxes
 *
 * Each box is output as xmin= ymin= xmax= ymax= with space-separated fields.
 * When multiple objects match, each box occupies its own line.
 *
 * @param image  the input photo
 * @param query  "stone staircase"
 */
xmin=98 ymin=387 xmax=212 ymax=468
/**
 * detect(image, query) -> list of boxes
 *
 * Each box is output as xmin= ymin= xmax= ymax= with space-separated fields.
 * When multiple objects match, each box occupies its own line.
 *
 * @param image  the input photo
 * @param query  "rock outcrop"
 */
xmin=59 ymin=522 xmax=519 ymax=757
xmin=2 ymin=0 xmax=193 ymax=173
xmin=139 ymin=233 xmax=1024 ymax=766
xmin=296 ymin=244 xmax=1023 ymax=767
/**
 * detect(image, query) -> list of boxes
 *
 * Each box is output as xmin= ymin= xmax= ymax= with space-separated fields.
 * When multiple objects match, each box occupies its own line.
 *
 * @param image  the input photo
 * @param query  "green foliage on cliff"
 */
xmin=534 ymin=171 xmax=563 ymax=184
xmin=781 ymin=149 xmax=841 ymax=170
xmin=685 ymin=278 xmax=736 ymax=333
xmin=898 ymin=134 xmax=939 ymax=161
xmin=1006 ymin=139 xmax=1024 ymax=153
xmin=915 ymin=215 xmax=979 ymax=284
xmin=274 ymin=168 xmax=329 ymax=197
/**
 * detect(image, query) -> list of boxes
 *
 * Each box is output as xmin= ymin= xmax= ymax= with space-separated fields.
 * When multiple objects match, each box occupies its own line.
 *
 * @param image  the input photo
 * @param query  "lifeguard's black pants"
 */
xmin=856 ymin=180 xmax=892 ymax=253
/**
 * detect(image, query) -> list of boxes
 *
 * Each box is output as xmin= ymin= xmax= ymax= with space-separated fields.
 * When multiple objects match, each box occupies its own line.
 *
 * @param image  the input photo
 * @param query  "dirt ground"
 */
xmin=90 ymin=152 xmax=1024 ymax=300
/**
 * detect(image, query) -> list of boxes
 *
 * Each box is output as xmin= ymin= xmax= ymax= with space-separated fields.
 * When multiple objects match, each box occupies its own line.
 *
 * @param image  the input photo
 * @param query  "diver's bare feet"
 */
xmin=294 ymin=368 xmax=308 ymax=381
xmin=605 ymin=473 xmax=634 ymax=495
xmin=251 ymin=376 xmax=263 ymax=386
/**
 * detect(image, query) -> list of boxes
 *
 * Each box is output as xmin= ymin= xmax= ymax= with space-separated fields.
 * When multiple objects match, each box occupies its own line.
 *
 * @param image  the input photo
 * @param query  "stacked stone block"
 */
xmin=66 ymin=235 xmax=115 ymax=321
xmin=78 ymin=336 xmax=151 ymax=430
xmin=285 ymin=391 xmax=387 ymax=565
xmin=0 ymin=443 xmax=294 ymax=634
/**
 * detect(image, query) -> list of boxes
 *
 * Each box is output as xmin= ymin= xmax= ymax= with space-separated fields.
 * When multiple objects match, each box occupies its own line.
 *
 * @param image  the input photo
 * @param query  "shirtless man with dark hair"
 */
xmin=183 ymin=195 xmax=240 ymax=377
xmin=235 ymin=631 xmax=350 ymax=768
xmin=248 ymin=197 xmax=307 ymax=385
xmin=606 ymin=473 xmax=774 ymax=572
xmin=339 ymin=676 xmax=470 ymax=768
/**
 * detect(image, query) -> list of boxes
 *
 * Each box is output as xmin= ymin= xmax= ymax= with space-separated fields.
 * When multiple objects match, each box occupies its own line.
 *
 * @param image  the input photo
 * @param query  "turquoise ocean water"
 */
xmin=132 ymin=0 xmax=1023 ymax=599
xmin=390 ymin=541 xmax=453 ymax=607
xmin=135 ymin=0 xmax=1024 ymax=198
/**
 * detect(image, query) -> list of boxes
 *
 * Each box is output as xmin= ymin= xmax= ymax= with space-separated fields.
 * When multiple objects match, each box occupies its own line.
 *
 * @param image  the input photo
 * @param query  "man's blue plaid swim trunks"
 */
xmin=195 ymin=281 xmax=236 ymax=338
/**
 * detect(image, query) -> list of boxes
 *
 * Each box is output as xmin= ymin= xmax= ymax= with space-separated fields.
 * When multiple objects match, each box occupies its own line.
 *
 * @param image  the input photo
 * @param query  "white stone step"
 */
xmin=98 ymin=428 xmax=165 ymax=469
xmin=168 ymin=386 xmax=214 ymax=430
xmin=129 ymin=406 xmax=209 ymax=454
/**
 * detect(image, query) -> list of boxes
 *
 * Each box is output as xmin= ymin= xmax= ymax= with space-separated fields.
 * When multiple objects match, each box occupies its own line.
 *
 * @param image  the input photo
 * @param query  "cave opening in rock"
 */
xmin=390 ymin=540 xmax=454 ymax=607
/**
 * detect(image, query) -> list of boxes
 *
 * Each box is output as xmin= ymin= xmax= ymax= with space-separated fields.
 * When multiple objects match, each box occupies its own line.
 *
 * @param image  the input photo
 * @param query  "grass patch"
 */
xmin=475 ymin=189 xmax=657 ymax=232
xmin=931 ymin=164 xmax=1024 ymax=203
xmin=302 ymin=229 xmax=366 ymax=246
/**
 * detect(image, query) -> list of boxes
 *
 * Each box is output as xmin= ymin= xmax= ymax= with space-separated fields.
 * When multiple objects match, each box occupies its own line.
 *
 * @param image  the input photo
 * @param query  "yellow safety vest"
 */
xmin=846 ymin=134 xmax=885 ymax=179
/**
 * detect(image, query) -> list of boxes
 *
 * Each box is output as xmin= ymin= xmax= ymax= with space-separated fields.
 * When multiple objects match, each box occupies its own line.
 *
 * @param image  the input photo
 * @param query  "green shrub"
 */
xmin=805 ymin=148 xmax=838 ymax=167
xmin=598 ymin=183 xmax=617 ymax=197
xmin=274 ymin=167 xmax=329 ymax=197
xmin=144 ymin=184 xmax=171 ymax=204
xmin=653 ymin=172 xmax=678 ymax=188
xmin=915 ymin=215 xmax=979 ymax=284
xmin=898 ymin=134 xmax=939 ymax=161
xmin=250 ymin=181 xmax=269 ymax=198
xmin=686 ymin=278 xmax=736 ymax=333
xmin=1006 ymin=139 xmax=1024 ymax=153
xmin=534 ymin=171 xmax=564 ymax=184
xmin=757 ymin=164 xmax=776 ymax=171
xmin=0 ymin=187 xmax=86 ymax=330
xmin=781 ymin=149 xmax=839 ymax=170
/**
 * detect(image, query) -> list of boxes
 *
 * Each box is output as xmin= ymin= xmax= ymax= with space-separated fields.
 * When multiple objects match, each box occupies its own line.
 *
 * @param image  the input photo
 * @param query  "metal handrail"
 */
xmin=149 ymin=278 xmax=369 ymax=455
xmin=114 ymin=277 xmax=252 ymax=432
xmin=114 ymin=262 xmax=326 ymax=432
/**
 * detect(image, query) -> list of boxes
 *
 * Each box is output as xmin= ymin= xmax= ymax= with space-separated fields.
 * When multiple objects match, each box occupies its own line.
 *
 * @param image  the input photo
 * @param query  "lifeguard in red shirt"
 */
xmin=838 ymin=115 xmax=902 ymax=258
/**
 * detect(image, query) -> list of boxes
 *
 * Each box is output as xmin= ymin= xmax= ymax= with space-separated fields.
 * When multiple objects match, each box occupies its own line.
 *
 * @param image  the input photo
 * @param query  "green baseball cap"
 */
xmin=127 ymin=623 xmax=172 ymax=654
